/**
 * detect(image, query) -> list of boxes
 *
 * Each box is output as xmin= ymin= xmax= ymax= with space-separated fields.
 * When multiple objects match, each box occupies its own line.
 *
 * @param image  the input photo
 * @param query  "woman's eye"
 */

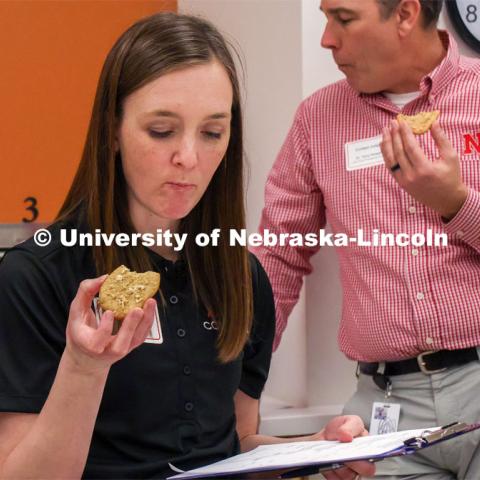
xmin=203 ymin=131 xmax=222 ymax=140
xmin=149 ymin=130 xmax=173 ymax=138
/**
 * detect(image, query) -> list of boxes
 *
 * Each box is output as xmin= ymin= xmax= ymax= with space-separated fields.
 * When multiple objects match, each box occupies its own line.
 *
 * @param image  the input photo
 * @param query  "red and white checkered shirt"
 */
xmin=255 ymin=31 xmax=480 ymax=361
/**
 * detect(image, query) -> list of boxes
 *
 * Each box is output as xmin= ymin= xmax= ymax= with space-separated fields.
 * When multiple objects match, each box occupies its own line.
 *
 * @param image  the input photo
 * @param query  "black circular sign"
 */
xmin=446 ymin=1 xmax=480 ymax=53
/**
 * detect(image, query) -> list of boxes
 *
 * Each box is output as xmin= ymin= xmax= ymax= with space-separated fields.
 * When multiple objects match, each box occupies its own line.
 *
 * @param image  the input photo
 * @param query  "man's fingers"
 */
xmin=390 ymin=120 xmax=413 ymax=171
xmin=430 ymin=122 xmax=457 ymax=163
xmin=398 ymin=119 xmax=428 ymax=167
xmin=324 ymin=460 xmax=375 ymax=480
xmin=344 ymin=460 xmax=376 ymax=477
xmin=323 ymin=469 xmax=344 ymax=480
xmin=381 ymin=127 xmax=396 ymax=170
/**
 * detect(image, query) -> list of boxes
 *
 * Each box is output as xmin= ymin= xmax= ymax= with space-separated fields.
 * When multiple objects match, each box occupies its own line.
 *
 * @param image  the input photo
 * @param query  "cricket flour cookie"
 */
xmin=99 ymin=265 xmax=160 ymax=319
xmin=397 ymin=110 xmax=440 ymax=135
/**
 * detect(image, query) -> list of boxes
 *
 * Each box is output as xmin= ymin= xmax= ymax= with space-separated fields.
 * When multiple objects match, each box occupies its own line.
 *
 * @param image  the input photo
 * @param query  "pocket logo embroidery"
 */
xmin=463 ymin=132 xmax=480 ymax=155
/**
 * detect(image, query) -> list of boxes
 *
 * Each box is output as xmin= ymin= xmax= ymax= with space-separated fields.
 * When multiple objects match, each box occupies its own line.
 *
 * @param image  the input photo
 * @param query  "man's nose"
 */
xmin=321 ymin=23 xmax=339 ymax=50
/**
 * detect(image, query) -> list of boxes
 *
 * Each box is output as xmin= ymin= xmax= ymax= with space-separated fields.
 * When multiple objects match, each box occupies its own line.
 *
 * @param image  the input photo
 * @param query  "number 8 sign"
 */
xmin=447 ymin=1 xmax=480 ymax=53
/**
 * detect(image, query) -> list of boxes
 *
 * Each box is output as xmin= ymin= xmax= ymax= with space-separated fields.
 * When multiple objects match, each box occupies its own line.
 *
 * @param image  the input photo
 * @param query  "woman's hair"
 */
xmin=57 ymin=12 xmax=252 ymax=362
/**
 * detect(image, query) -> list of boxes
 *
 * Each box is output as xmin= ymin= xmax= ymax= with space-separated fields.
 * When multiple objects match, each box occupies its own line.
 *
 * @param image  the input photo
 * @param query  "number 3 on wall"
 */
xmin=22 ymin=196 xmax=39 ymax=223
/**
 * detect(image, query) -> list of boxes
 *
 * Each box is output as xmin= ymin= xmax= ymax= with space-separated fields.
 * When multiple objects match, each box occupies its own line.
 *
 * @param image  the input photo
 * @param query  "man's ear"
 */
xmin=396 ymin=0 xmax=421 ymax=37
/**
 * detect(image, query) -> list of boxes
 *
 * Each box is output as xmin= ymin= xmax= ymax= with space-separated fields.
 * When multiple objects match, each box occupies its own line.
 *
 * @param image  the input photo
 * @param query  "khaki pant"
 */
xmin=342 ymin=353 xmax=480 ymax=479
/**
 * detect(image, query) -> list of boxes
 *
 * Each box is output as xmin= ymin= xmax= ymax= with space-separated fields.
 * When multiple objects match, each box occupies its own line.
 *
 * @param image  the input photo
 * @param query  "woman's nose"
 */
xmin=172 ymin=137 xmax=198 ymax=169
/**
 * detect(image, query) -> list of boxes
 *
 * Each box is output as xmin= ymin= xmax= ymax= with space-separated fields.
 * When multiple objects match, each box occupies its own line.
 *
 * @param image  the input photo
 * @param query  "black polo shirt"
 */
xmin=0 ymin=221 xmax=275 ymax=479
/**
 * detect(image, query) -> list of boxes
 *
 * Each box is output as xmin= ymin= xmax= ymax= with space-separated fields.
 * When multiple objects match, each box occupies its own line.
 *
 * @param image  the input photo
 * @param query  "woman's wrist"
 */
xmin=61 ymin=346 xmax=111 ymax=380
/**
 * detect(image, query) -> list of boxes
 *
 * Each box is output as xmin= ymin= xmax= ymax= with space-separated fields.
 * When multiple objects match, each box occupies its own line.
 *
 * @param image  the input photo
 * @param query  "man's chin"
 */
xmin=345 ymin=76 xmax=382 ymax=95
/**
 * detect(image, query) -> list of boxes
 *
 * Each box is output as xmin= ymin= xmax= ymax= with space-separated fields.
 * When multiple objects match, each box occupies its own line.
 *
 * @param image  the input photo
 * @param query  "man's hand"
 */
xmin=310 ymin=415 xmax=375 ymax=479
xmin=381 ymin=120 xmax=468 ymax=220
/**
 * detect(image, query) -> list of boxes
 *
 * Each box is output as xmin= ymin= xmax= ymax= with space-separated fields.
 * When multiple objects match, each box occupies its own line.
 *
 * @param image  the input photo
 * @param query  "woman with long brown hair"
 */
xmin=0 ymin=12 xmax=373 ymax=479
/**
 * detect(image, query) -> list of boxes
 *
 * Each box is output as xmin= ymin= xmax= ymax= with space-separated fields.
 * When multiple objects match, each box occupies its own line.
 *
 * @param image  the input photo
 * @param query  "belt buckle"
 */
xmin=417 ymin=351 xmax=446 ymax=375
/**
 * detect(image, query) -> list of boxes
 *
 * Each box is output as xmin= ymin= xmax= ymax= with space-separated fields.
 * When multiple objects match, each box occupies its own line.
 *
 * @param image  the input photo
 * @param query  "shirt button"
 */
xmin=457 ymin=230 xmax=464 ymax=238
xmin=412 ymin=249 xmax=419 ymax=256
xmin=426 ymin=337 xmax=434 ymax=345
xmin=184 ymin=402 xmax=194 ymax=412
xmin=416 ymin=292 xmax=425 ymax=300
xmin=177 ymin=328 xmax=186 ymax=338
xmin=408 ymin=206 xmax=416 ymax=214
xmin=183 ymin=365 xmax=191 ymax=375
xmin=169 ymin=295 xmax=179 ymax=304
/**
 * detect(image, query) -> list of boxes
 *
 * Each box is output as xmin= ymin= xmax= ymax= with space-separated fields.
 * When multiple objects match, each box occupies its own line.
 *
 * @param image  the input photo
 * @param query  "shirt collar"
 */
xmin=355 ymin=30 xmax=460 ymax=109
xmin=424 ymin=30 xmax=460 ymax=100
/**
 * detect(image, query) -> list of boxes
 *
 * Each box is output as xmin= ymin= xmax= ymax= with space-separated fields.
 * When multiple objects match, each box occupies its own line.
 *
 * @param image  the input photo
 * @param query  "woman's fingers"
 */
xmin=70 ymin=275 xmax=107 ymax=320
xmin=89 ymin=310 xmax=115 ymax=353
xmin=323 ymin=415 xmax=366 ymax=442
xmin=108 ymin=308 xmax=144 ymax=356
xmin=68 ymin=274 xmax=157 ymax=365
xmin=129 ymin=298 xmax=156 ymax=350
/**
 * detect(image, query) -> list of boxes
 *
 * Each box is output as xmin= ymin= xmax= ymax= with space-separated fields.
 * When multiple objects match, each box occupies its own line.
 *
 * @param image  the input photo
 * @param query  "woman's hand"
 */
xmin=64 ymin=275 xmax=156 ymax=374
xmin=310 ymin=415 xmax=375 ymax=479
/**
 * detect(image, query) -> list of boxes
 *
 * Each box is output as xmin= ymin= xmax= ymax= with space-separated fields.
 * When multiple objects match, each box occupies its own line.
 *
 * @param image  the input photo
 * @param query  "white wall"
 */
xmin=440 ymin=8 xmax=479 ymax=57
xmin=301 ymin=0 xmax=357 ymax=409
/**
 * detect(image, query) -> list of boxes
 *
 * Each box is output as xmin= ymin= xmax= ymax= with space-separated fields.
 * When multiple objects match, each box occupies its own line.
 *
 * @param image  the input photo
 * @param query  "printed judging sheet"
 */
xmin=168 ymin=428 xmax=433 ymax=479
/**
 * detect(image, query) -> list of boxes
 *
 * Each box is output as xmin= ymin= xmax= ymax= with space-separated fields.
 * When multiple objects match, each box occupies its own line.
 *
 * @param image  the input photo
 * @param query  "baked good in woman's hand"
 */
xmin=99 ymin=265 xmax=160 ymax=320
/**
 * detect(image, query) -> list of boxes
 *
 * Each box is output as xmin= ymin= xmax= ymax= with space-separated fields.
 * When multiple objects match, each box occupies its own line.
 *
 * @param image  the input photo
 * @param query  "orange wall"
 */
xmin=0 ymin=0 xmax=177 ymax=223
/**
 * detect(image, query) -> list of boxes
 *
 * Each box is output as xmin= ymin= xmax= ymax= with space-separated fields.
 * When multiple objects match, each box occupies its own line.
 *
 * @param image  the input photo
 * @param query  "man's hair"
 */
xmin=377 ymin=0 xmax=443 ymax=28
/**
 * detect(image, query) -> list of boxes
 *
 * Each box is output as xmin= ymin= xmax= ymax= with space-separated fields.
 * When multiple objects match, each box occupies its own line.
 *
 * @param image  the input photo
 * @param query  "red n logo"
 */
xmin=464 ymin=133 xmax=480 ymax=154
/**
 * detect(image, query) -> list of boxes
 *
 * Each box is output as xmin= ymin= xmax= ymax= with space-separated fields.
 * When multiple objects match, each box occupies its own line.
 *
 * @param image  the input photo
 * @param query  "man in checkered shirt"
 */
xmin=256 ymin=0 xmax=480 ymax=478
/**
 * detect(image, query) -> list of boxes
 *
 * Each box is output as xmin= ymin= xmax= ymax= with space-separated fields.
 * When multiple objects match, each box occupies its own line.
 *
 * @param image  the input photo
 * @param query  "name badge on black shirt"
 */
xmin=93 ymin=297 xmax=163 ymax=344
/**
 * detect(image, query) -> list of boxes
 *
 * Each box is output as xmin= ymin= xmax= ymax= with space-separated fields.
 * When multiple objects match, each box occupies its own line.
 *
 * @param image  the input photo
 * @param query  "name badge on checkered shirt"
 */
xmin=345 ymin=135 xmax=384 ymax=171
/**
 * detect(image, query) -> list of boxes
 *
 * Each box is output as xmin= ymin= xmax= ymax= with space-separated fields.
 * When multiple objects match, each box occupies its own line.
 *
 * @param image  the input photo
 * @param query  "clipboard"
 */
xmin=167 ymin=422 xmax=480 ymax=479
xmin=282 ymin=422 xmax=480 ymax=479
